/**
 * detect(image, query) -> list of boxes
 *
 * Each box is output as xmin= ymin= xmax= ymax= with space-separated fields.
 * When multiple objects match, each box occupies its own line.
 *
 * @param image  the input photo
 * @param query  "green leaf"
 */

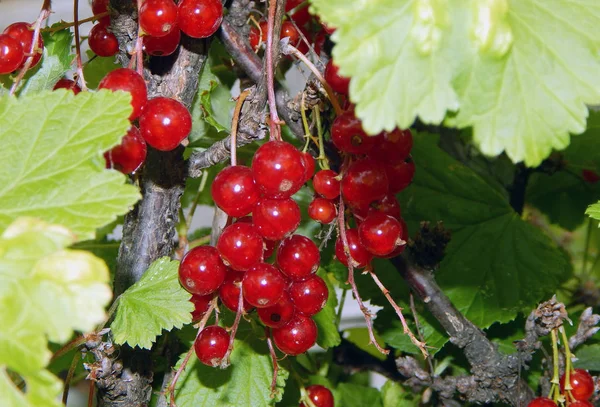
xmin=0 ymin=367 xmax=62 ymax=407
xmin=337 ymin=382 xmax=382 ymax=407
xmin=0 ymin=90 xmax=140 ymax=240
xmin=344 ymin=328 xmax=386 ymax=361
xmin=586 ymin=202 xmax=600 ymax=222
xmin=111 ymin=257 xmax=193 ymax=349
xmin=399 ymin=133 xmax=571 ymax=329
xmin=381 ymin=380 xmax=418 ymax=407
xmin=313 ymin=269 xmax=341 ymax=349
xmin=82 ymin=51 xmax=120 ymax=89
xmin=174 ymin=335 xmax=288 ymax=406
xmin=574 ymin=344 xmax=600 ymax=371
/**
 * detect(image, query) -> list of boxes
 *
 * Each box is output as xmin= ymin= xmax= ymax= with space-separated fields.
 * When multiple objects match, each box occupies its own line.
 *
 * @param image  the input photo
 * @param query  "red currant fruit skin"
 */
xmin=313 ymin=170 xmax=340 ymax=200
xmin=3 ymin=22 xmax=43 ymax=69
xmin=358 ymin=212 xmax=403 ymax=257
xmin=143 ymin=26 xmax=181 ymax=56
xmin=300 ymin=385 xmax=335 ymax=407
xmin=582 ymin=169 xmax=600 ymax=184
xmin=242 ymin=263 xmax=287 ymax=308
xmin=177 ymin=0 xmax=223 ymax=39
xmin=253 ymin=198 xmax=301 ymax=241
xmin=139 ymin=97 xmax=192 ymax=151
xmin=526 ymin=398 xmax=557 ymax=407
xmin=280 ymin=20 xmax=301 ymax=47
xmin=380 ymin=218 xmax=408 ymax=259
xmin=385 ymin=156 xmax=415 ymax=194
xmin=88 ymin=23 xmax=119 ymax=57
xmin=211 ymin=165 xmax=260 ymax=217
xmin=252 ymin=140 xmax=306 ymax=199
xmin=286 ymin=0 xmax=312 ymax=27
xmin=277 ymin=235 xmax=320 ymax=281
xmin=341 ymin=157 xmax=388 ymax=209
xmin=369 ymin=128 xmax=413 ymax=162
xmin=301 ymin=152 xmax=316 ymax=182
xmin=0 ymin=34 xmax=24 ymax=74
xmin=289 ymin=275 xmax=328 ymax=316
xmin=257 ymin=291 xmax=295 ymax=328
xmin=560 ymin=369 xmax=595 ymax=401
xmin=190 ymin=293 xmax=212 ymax=321
xmin=272 ymin=314 xmax=317 ymax=356
xmin=104 ymin=126 xmax=147 ymax=174
xmin=325 ymin=59 xmax=350 ymax=95
xmin=194 ymin=325 xmax=229 ymax=367
xmin=335 ymin=228 xmax=373 ymax=268
xmin=369 ymin=194 xmax=401 ymax=220
xmin=569 ymin=401 xmax=594 ymax=407
xmin=98 ymin=68 xmax=148 ymax=120
xmin=308 ymin=198 xmax=337 ymax=224
xmin=92 ymin=0 xmax=110 ymax=16
xmin=53 ymin=78 xmax=81 ymax=94
xmin=139 ymin=0 xmax=178 ymax=38
xmin=331 ymin=111 xmax=375 ymax=155
xmin=216 ymin=223 xmax=264 ymax=271
xmin=248 ymin=20 xmax=267 ymax=51
xmin=219 ymin=272 xmax=253 ymax=311
xmin=179 ymin=245 xmax=227 ymax=295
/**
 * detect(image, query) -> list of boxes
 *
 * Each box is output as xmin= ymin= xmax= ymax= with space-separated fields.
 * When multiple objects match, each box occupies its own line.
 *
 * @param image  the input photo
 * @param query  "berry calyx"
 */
xmin=143 ymin=26 xmax=181 ymax=56
xmin=252 ymin=140 xmax=306 ymax=199
xmin=177 ymin=0 xmax=223 ymax=38
xmin=331 ymin=111 xmax=375 ymax=155
xmin=216 ymin=223 xmax=264 ymax=271
xmin=53 ymin=78 xmax=81 ymax=94
xmin=242 ymin=263 xmax=287 ymax=308
xmin=139 ymin=0 xmax=178 ymax=38
xmin=88 ymin=23 xmax=119 ymax=57
xmin=358 ymin=212 xmax=404 ymax=257
xmin=526 ymin=398 xmax=557 ymax=407
xmin=324 ymin=59 xmax=350 ymax=95
xmin=219 ymin=272 xmax=252 ymax=312
xmin=300 ymin=385 xmax=335 ymax=407
xmin=253 ymin=198 xmax=301 ymax=241
xmin=335 ymin=228 xmax=373 ymax=268
xmin=139 ymin=97 xmax=192 ymax=151
xmin=178 ymin=245 xmax=227 ymax=295
xmin=272 ymin=314 xmax=317 ymax=355
xmin=0 ymin=34 xmax=24 ymax=74
xmin=104 ymin=126 xmax=147 ymax=174
xmin=276 ymin=235 xmax=320 ymax=281
xmin=313 ymin=170 xmax=341 ymax=200
xmin=257 ymin=291 xmax=295 ymax=328
xmin=3 ymin=22 xmax=43 ymax=69
xmin=369 ymin=128 xmax=413 ymax=162
xmin=98 ymin=68 xmax=148 ymax=120
xmin=560 ymin=369 xmax=594 ymax=401
xmin=194 ymin=325 xmax=229 ymax=367
xmin=190 ymin=294 xmax=212 ymax=321
xmin=289 ymin=275 xmax=328 ymax=316
xmin=211 ymin=165 xmax=260 ymax=217
xmin=308 ymin=198 xmax=337 ymax=224
xmin=385 ymin=156 xmax=415 ymax=194
xmin=341 ymin=157 xmax=388 ymax=209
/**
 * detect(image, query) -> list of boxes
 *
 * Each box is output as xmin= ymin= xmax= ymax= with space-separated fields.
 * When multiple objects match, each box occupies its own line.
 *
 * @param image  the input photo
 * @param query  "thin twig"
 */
xmin=50 ymin=335 xmax=87 ymax=362
xmin=266 ymin=0 xmax=283 ymax=140
xmin=221 ymin=283 xmax=245 ymax=368
xmin=62 ymin=351 xmax=82 ymax=404
xmin=87 ymin=379 xmax=95 ymax=407
xmin=43 ymin=12 xmax=110 ymax=32
xmin=265 ymin=328 xmax=280 ymax=398
xmin=73 ymin=0 xmax=88 ymax=91
xmin=410 ymin=294 xmax=434 ymax=373
xmin=230 ymin=89 xmax=252 ymax=166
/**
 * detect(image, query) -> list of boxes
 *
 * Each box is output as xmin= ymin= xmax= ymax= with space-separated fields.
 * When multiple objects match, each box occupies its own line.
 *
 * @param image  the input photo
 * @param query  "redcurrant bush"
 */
xmin=143 ymin=26 xmax=181 ymax=56
xmin=252 ymin=140 xmax=306 ymax=199
xmin=98 ymin=68 xmax=148 ymax=120
xmin=216 ymin=223 xmax=264 ymax=271
xmin=335 ymin=228 xmax=373 ymax=268
xmin=252 ymin=198 xmax=301 ymax=241
xmin=139 ymin=0 xmax=178 ymax=38
xmin=313 ymin=170 xmax=340 ymax=200
xmin=324 ymin=59 xmax=350 ymax=95
xmin=276 ymin=235 xmax=320 ymax=281
xmin=177 ymin=0 xmax=223 ymax=38
xmin=53 ymin=78 xmax=81 ymax=94
xmin=308 ymin=198 xmax=337 ymax=224
xmin=242 ymin=263 xmax=286 ymax=308
xmin=88 ymin=23 xmax=119 ymax=57
xmin=0 ymin=34 xmax=24 ymax=74
xmin=526 ymin=398 xmax=557 ymax=407
xmin=331 ymin=111 xmax=375 ymax=155
xmin=358 ymin=212 xmax=404 ymax=257
xmin=257 ymin=291 xmax=295 ymax=328
xmin=289 ymin=275 xmax=328 ymax=316
xmin=342 ymin=157 xmax=388 ymax=209
xmin=104 ymin=126 xmax=147 ymax=174
xmin=3 ymin=22 xmax=43 ymax=69
xmin=219 ymin=272 xmax=252 ymax=312
xmin=139 ymin=97 xmax=192 ymax=151
xmin=560 ymin=369 xmax=595 ymax=401
xmin=194 ymin=325 xmax=229 ymax=367
xmin=211 ymin=165 xmax=260 ymax=217
xmin=178 ymin=245 xmax=227 ymax=295
xmin=272 ymin=314 xmax=317 ymax=355
xmin=190 ymin=294 xmax=212 ymax=321
xmin=300 ymin=385 xmax=335 ymax=407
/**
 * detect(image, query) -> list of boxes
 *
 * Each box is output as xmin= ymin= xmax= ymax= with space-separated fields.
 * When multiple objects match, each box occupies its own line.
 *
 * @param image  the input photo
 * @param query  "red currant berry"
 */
xmin=385 ymin=156 xmax=415 ymax=194
xmin=526 ymin=398 xmax=557 ymax=407
xmin=325 ymin=59 xmax=349 ymax=95
xmin=301 ymin=151 xmax=315 ymax=182
xmin=253 ymin=198 xmax=301 ymax=241
xmin=369 ymin=128 xmax=413 ymax=162
xmin=3 ymin=22 xmax=43 ymax=69
xmin=369 ymin=194 xmax=401 ymax=220
xmin=289 ymin=275 xmax=328 ymax=316
xmin=92 ymin=0 xmax=110 ymax=15
xmin=88 ymin=23 xmax=119 ymax=57
xmin=0 ymin=34 xmax=24 ymax=74
xmin=308 ymin=198 xmax=337 ymax=224
xmin=331 ymin=111 xmax=375 ymax=154
xmin=358 ymin=212 xmax=403 ymax=257
xmin=569 ymin=401 xmax=594 ymax=407
xmin=104 ymin=126 xmax=147 ymax=174
xmin=98 ymin=68 xmax=148 ymax=120
xmin=264 ymin=238 xmax=278 ymax=258
xmin=216 ymin=223 xmax=264 ymax=271
xmin=335 ymin=228 xmax=372 ymax=268
xmin=341 ymin=157 xmax=388 ymax=209
xmin=313 ymin=29 xmax=326 ymax=56
xmin=190 ymin=293 xmax=212 ymax=321
xmin=300 ymin=385 xmax=335 ymax=407
xmin=280 ymin=20 xmax=301 ymax=47
xmin=179 ymin=245 xmax=227 ymax=295
xmin=242 ymin=263 xmax=287 ymax=308
xmin=277 ymin=235 xmax=320 ymax=281
xmin=313 ymin=170 xmax=340 ymax=200
xmin=257 ymin=291 xmax=295 ymax=328
xmin=139 ymin=0 xmax=178 ymax=37
xmin=177 ymin=0 xmax=223 ymax=38
xmin=219 ymin=272 xmax=252 ymax=312
xmin=211 ymin=165 xmax=260 ymax=217
xmin=194 ymin=325 xmax=229 ymax=367
xmin=582 ymin=169 xmax=600 ymax=184
xmin=322 ymin=22 xmax=336 ymax=35
xmin=248 ymin=20 xmax=267 ymax=51
xmin=53 ymin=78 xmax=81 ymax=94
xmin=272 ymin=314 xmax=317 ymax=355
xmin=380 ymin=218 xmax=408 ymax=259
xmin=139 ymin=97 xmax=192 ymax=151
xmin=560 ymin=369 xmax=595 ymax=401
xmin=143 ymin=26 xmax=181 ymax=56
xmin=252 ymin=140 xmax=306 ymax=199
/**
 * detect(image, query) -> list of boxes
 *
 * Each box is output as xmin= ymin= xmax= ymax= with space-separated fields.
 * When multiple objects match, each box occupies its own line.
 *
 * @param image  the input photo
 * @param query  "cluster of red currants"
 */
xmin=88 ymin=0 xmax=223 ymax=58
xmin=528 ymin=369 xmax=596 ymax=407
xmin=0 ymin=22 xmax=44 ymax=74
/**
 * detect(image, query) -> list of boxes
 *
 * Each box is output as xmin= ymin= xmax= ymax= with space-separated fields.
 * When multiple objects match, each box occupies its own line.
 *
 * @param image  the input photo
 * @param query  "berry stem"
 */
xmin=9 ymin=0 xmax=52 ymax=95
xmin=266 ymin=0 xmax=283 ymax=141
xmin=61 ymin=351 xmax=82 ymax=405
xmin=337 ymin=198 xmax=388 ymax=355
xmin=410 ymin=293 xmax=435 ymax=374
xmin=300 ymin=93 xmax=314 ymax=153
xmin=43 ymin=12 xmax=110 ymax=32
xmin=560 ymin=326 xmax=574 ymax=396
xmin=313 ymin=106 xmax=330 ymax=170
xmin=283 ymin=44 xmax=343 ymax=116
xmin=368 ymin=268 xmax=428 ymax=358
xmin=335 ymin=288 xmax=348 ymax=328
xmin=549 ymin=328 xmax=561 ymax=401
xmin=265 ymin=328 xmax=280 ymax=398
xmin=132 ymin=0 xmax=144 ymax=75
xmin=73 ymin=0 xmax=89 ymax=91
xmin=220 ymin=282 xmax=245 ymax=368
xmin=87 ymin=378 xmax=95 ymax=407
xmin=230 ymin=89 xmax=252 ymax=166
